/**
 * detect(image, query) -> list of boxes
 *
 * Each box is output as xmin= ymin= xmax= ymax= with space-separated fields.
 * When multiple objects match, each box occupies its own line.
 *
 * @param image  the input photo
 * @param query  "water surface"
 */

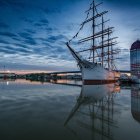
xmin=0 ymin=79 xmax=139 ymax=140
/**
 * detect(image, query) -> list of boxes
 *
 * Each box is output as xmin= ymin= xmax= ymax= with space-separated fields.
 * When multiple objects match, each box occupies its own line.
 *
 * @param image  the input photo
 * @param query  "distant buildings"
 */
xmin=0 ymin=73 xmax=16 ymax=79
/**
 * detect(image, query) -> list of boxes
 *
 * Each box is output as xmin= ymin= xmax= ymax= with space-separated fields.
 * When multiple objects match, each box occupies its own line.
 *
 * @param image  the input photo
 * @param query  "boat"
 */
xmin=66 ymin=0 xmax=119 ymax=85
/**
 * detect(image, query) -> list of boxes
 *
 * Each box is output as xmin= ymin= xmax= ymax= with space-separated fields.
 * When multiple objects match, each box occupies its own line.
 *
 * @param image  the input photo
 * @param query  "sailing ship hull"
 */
xmin=66 ymin=43 xmax=117 ymax=85
xmin=81 ymin=64 xmax=117 ymax=85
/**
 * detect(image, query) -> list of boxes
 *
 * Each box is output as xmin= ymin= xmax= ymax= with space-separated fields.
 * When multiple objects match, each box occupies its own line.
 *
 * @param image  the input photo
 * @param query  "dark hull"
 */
xmin=83 ymin=80 xmax=117 ymax=85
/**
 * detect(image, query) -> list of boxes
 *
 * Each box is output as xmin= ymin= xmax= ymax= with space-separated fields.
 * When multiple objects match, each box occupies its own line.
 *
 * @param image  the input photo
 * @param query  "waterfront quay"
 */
xmin=25 ymin=71 xmax=82 ymax=81
xmin=0 ymin=70 xmax=131 ymax=83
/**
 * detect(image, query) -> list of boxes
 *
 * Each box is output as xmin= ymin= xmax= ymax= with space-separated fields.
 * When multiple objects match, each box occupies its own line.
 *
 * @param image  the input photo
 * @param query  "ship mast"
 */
xmin=68 ymin=0 xmax=118 ymax=70
xmin=92 ymin=0 xmax=95 ymax=63
xmin=108 ymin=27 xmax=110 ymax=69
xmin=101 ymin=15 xmax=104 ymax=67
xmin=79 ymin=1 xmax=110 ymax=67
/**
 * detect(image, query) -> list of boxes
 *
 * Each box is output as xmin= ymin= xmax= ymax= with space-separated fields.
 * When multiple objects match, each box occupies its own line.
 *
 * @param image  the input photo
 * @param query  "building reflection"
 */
xmin=131 ymin=84 xmax=140 ymax=123
xmin=64 ymin=84 xmax=120 ymax=140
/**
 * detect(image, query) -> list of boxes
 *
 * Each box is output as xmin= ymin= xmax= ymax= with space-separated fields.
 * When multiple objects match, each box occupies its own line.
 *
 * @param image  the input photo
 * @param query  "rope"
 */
xmin=68 ymin=3 xmax=93 ymax=43
xmin=68 ymin=1 xmax=100 ymax=43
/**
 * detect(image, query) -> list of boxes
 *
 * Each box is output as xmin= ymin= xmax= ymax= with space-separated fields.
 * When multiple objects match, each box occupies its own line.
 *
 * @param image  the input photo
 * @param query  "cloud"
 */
xmin=37 ymin=37 xmax=47 ymax=42
xmin=18 ymin=32 xmax=32 ymax=38
xmin=18 ymin=32 xmax=37 ymax=45
xmin=0 ymin=39 xmax=9 ymax=44
xmin=0 ymin=44 xmax=32 ymax=55
xmin=0 ymin=32 xmax=17 ymax=37
xmin=24 ymin=18 xmax=34 ymax=24
xmin=34 ymin=23 xmax=43 ymax=27
xmin=33 ymin=19 xmax=49 ymax=28
xmin=11 ymin=37 xmax=22 ymax=42
xmin=34 ymin=19 xmax=49 ymax=27
xmin=40 ymin=19 xmax=49 ymax=24
xmin=54 ymin=46 xmax=66 ymax=53
xmin=0 ymin=0 xmax=80 ymax=71
xmin=46 ymin=27 xmax=53 ymax=32
xmin=14 ymin=43 xmax=29 ymax=49
xmin=133 ymin=28 xmax=140 ymax=32
xmin=43 ymin=8 xmax=61 ymax=14
xmin=23 ymin=38 xmax=37 ymax=45
xmin=0 ymin=22 xmax=9 ymax=28
xmin=0 ymin=0 xmax=27 ymax=9
xmin=0 ymin=46 xmax=17 ymax=54
xmin=24 ymin=29 xmax=36 ymax=34
xmin=105 ymin=0 xmax=140 ymax=7
xmin=15 ymin=47 xmax=32 ymax=54
xmin=35 ymin=33 xmax=70 ymax=60
xmin=0 ymin=0 xmax=136 ymax=71
xmin=47 ymin=34 xmax=67 ymax=43
xmin=41 ymin=42 xmax=54 ymax=49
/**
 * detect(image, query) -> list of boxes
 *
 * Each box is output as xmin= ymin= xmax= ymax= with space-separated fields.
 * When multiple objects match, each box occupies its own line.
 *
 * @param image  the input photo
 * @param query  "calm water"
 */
xmin=0 ymin=79 xmax=140 ymax=140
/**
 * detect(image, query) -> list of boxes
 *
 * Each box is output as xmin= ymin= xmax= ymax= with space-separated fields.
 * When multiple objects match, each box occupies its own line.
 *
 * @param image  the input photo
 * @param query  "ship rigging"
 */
xmin=66 ymin=0 xmax=119 ymax=84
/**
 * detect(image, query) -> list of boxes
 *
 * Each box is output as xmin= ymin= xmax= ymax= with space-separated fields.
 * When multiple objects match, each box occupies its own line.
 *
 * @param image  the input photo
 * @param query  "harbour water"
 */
xmin=0 ymin=79 xmax=140 ymax=140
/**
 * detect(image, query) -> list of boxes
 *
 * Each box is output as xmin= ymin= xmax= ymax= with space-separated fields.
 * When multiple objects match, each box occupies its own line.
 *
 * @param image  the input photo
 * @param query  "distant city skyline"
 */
xmin=0 ymin=0 xmax=140 ymax=72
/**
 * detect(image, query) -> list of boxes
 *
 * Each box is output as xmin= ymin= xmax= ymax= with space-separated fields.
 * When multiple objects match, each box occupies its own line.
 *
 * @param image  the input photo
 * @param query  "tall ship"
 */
xmin=66 ymin=0 xmax=119 ymax=85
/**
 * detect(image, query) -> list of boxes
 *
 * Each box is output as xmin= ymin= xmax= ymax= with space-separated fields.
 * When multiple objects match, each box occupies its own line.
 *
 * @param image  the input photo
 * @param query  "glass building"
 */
xmin=130 ymin=40 xmax=140 ymax=83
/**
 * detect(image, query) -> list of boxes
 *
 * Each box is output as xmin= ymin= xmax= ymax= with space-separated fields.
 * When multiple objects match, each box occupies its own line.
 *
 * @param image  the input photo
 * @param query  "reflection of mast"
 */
xmin=64 ymin=84 xmax=119 ymax=140
xmin=64 ymin=91 xmax=84 ymax=126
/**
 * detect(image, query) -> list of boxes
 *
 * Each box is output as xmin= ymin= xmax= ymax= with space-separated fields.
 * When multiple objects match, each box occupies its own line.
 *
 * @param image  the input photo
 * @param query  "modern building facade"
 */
xmin=130 ymin=40 xmax=140 ymax=83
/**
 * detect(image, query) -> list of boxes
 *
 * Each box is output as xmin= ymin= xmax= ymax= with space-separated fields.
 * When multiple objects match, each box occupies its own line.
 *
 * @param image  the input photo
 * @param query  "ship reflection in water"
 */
xmin=0 ymin=79 xmax=140 ymax=140
xmin=64 ymin=84 xmax=120 ymax=140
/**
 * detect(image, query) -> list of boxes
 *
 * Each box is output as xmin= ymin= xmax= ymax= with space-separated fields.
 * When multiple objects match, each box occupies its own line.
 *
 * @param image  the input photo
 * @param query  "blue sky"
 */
xmin=0 ymin=0 xmax=140 ymax=72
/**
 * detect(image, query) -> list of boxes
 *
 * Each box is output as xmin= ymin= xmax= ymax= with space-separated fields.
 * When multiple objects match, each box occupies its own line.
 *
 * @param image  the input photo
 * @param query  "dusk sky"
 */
xmin=0 ymin=0 xmax=140 ymax=73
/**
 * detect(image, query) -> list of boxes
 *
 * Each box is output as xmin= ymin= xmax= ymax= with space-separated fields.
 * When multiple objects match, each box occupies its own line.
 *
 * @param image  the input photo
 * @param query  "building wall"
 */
xmin=130 ymin=49 xmax=140 ymax=78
